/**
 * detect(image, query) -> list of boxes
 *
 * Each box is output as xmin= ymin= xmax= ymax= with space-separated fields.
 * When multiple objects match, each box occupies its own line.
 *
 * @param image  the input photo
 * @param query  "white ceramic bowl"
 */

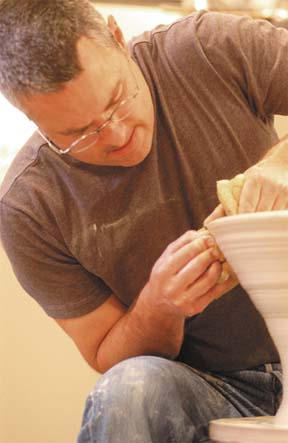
xmin=207 ymin=211 xmax=288 ymax=426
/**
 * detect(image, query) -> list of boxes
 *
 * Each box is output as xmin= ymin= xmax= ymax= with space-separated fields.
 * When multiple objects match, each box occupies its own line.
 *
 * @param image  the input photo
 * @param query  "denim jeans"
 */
xmin=77 ymin=356 xmax=282 ymax=443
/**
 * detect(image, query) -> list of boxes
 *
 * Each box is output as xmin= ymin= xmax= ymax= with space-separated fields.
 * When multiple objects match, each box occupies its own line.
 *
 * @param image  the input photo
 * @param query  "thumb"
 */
xmin=203 ymin=204 xmax=225 ymax=227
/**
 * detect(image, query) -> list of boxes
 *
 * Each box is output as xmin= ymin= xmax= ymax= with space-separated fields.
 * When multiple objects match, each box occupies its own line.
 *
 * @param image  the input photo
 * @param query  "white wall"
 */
xmin=275 ymin=114 xmax=288 ymax=138
xmin=1 ymin=3 xmax=287 ymax=443
xmin=1 ymin=249 xmax=99 ymax=443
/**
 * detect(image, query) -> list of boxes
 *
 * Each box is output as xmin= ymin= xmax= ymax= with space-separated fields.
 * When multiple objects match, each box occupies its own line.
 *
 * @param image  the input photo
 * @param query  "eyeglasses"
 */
xmin=37 ymin=59 xmax=140 ymax=156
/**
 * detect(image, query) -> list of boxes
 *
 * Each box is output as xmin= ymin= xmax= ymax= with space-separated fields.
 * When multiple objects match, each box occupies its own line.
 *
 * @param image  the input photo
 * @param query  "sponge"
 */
xmin=216 ymin=174 xmax=245 ymax=216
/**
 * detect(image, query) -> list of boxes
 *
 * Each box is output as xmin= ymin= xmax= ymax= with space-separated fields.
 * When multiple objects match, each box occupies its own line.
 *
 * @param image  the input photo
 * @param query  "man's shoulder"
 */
xmin=128 ymin=10 xmax=248 ymax=68
xmin=129 ymin=11 xmax=243 ymax=47
xmin=0 ymin=131 xmax=46 ymax=202
xmin=129 ymin=13 xmax=197 ymax=50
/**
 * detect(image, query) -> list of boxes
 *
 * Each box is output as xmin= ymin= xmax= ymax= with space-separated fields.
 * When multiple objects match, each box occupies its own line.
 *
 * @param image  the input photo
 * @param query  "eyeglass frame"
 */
xmin=37 ymin=57 xmax=140 ymax=156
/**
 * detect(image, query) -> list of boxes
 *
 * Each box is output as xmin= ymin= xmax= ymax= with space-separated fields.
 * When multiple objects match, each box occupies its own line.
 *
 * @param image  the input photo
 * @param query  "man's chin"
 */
xmin=119 ymin=144 xmax=152 ymax=167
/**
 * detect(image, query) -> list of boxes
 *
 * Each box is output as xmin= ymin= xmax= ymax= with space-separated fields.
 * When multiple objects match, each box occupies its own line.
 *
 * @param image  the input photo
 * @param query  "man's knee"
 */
xmin=79 ymin=357 xmax=216 ymax=443
xmin=92 ymin=356 xmax=176 ymax=408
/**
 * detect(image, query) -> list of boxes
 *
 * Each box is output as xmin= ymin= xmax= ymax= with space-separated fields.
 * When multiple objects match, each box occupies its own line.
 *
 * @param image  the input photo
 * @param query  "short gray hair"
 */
xmin=0 ymin=0 xmax=117 ymax=101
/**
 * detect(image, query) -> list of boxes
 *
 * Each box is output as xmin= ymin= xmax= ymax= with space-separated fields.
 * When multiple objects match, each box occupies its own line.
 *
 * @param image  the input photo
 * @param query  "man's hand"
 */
xmin=239 ymin=160 xmax=288 ymax=213
xmin=239 ymin=137 xmax=288 ymax=213
xmin=205 ymin=137 xmax=288 ymax=218
xmin=142 ymin=230 xmax=235 ymax=318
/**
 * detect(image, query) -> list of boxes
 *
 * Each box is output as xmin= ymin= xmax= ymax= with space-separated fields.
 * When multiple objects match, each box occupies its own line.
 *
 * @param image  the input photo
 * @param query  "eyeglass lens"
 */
xmin=71 ymin=94 xmax=136 ymax=153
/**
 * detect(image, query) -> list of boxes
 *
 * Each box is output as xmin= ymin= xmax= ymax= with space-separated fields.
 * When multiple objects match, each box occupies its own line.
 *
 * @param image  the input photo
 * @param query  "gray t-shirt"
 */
xmin=1 ymin=11 xmax=288 ymax=371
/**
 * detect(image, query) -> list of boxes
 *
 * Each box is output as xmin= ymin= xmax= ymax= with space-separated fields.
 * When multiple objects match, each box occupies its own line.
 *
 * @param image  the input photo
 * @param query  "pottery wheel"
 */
xmin=210 ymin=416 xmax=288 ymax=443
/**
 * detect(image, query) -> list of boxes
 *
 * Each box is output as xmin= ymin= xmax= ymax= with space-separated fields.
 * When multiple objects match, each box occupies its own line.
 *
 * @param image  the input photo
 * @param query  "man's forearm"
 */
xmin=95 ymin=284 xmax=185 ymax=373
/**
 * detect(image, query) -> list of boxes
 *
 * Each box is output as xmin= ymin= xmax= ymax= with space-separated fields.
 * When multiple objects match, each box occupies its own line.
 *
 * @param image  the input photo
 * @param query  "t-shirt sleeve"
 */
xmin=0 ymin=202 xmax=112 ymax=318
xmin=195 ymin=11 xmax=288 ymax=118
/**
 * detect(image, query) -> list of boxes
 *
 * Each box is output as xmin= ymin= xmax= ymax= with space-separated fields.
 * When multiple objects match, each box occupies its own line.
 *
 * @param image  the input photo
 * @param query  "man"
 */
xmin=0 ymin=1 xmax=288 ymax=442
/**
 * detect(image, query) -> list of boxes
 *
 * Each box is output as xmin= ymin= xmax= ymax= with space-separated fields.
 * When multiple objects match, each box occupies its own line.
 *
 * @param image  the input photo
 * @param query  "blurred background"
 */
xmin=0 ymin=2 xmax=287 ymax=443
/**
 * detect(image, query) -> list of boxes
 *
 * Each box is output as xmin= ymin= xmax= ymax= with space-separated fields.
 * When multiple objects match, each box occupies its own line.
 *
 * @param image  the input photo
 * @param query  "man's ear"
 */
xmin=107 ymin=15 xmax=128 ymax=54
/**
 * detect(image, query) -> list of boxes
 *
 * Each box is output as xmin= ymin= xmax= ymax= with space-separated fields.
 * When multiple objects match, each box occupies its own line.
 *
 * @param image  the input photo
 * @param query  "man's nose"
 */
xmin=100 ymin=119 xmax=129 ymax=147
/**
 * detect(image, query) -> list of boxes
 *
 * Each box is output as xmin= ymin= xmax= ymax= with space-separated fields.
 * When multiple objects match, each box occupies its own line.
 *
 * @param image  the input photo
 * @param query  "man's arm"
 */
xmin=56 ymin=229 xmax=235 ymax=373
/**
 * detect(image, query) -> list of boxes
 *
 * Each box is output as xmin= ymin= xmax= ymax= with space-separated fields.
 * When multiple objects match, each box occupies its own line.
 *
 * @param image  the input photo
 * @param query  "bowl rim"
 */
xmin=206 ymin=210 xmax=288 ymax=230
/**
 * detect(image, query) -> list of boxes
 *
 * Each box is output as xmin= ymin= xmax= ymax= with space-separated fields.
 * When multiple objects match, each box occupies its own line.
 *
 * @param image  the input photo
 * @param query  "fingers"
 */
xmin=238 ymin=174 xmax=262 ymax=213
xmin=182 ymin=274 xmax=238 ymax=317
xmin=203 ymin=204 xmax=225 ymax=226
xmin=159 ymin=230 xmax=213 ymax=276
xmin=165 ymin=229 xmax=206 ymax=255
xmin=255 ymin=181 xmax=279 ymax=212
xmin=239 ymin=172 xmax=288 ymax=213
xmin=172 ymin=261 xmax=222 ymax=311
xmin=170 ymin=237 xmax=215 ymax=274
xmin=272 ymin=189 xmax=288 ymax=210
xmin=174 ymin=247 xmax=219 ymax=289
xmin=152 ymin=238 xmax=217 ymax=293
xmin=239 ymin=159 xmax=288 ymax=213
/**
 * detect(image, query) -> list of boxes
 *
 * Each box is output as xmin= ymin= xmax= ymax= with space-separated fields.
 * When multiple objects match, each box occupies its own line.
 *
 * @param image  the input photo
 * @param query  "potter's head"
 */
xmin=0 ymin=0 xmax=154 ymax=166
